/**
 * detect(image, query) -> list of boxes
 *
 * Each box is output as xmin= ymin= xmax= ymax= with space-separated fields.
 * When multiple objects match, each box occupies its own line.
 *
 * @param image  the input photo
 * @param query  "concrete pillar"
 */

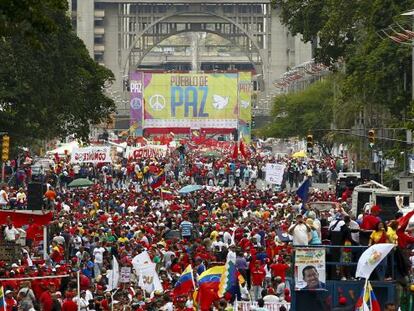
xmin=294 ymin=35 xmax=313 ymax=65
xmin=76 ymin=0 xmax=94 ymax=58
xmin=269 ymin=9 xmax=289 ymax=88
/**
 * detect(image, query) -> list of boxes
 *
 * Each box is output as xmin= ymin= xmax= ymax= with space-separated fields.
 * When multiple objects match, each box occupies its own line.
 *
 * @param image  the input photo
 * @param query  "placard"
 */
xmin=265 ymin=163 xmax=285 ymax=185
xmin=120 ymin=267 xmax=131 ymax=283
xmin=295 ymin=248 xmax=326 ymax=290
xmin=70 ymin=146 xmax=111 ymax=164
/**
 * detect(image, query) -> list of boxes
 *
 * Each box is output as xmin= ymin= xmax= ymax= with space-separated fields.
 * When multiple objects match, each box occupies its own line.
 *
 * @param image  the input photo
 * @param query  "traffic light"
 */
xmin=306 ymin=134 xmax=313 ymax=153
xmin=2 ymin=135 xmax=10 ymax=162
xmin=251 ymin=115 xmax=256 ymax=128
xmin=368 ymin=129 xmax=375 ymax=146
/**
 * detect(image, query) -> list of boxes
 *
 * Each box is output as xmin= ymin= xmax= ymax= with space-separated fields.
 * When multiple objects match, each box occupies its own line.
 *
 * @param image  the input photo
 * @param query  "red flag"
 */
xmin=397 ymin=210 xmax=414 ymax=232
xmin=239 ymin=140 xmax=247 ymax=158
xmin=232 ymin=143 xmax=238 ymax=159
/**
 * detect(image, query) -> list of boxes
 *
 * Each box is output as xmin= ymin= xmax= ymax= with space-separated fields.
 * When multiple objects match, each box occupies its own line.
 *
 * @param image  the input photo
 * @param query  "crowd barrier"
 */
xmin=235 ymin=301 xmax=291 ymax=311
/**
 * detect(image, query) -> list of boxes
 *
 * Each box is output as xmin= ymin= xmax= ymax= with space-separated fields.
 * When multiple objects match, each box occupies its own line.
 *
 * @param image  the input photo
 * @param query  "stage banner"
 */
xmin=70 ymin=146 xmax=112 ymax=164
xmin=294 ymin=248 xmax=326 ymax=291
xmin=130 ymin=71 xmax=144 ymax=136
xmin=126 ymin=145 xmax=168 ymax=159
xmin=141 ymin=73 xmax=239 ymax=129
xmin=238 ymin=72 xmax=252 ymax=143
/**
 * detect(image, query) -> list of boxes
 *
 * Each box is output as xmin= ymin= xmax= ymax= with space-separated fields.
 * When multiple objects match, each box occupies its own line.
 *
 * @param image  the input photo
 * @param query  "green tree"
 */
xmin=273 ymin=0 xmax=413 ymax=167
xmin=0 ymin=2 xmax=115 ymax=146
xmin=263 ymin=78 xmax=334 ymax=154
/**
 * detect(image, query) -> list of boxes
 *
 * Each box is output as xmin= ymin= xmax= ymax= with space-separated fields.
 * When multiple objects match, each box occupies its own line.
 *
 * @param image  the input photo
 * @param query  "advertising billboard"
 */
xmin=134 ymin=72 xmax=239 ymax=130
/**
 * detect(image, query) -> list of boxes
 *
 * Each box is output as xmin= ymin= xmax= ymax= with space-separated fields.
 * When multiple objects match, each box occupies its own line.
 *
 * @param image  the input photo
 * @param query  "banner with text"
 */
xmin=130 ymin=71 xmax=144 ymax=136
xmin=71 ymin=146 xmax=112 ymax=164
xmin=139 ymin=72 xmax=239 ymax=129
xmin=126 ymin=145 xmax=168 ymax=159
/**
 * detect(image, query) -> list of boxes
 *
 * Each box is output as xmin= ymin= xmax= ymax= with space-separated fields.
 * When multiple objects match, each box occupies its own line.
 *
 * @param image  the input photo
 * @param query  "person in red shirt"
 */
xmin=270 ymin=258 xmax=290 ymax=282
xmin=62 ymin=292 xmax=78 ymax=311
xmin=250 ymin=260 xmax=266 ymax=301
xmin=39 ymin=282 xmax=56 ymax=311
xmin=4 ymin=290 xmax=17 ymax=311
xmin=360 ymin=205 xmax=381 ymax=245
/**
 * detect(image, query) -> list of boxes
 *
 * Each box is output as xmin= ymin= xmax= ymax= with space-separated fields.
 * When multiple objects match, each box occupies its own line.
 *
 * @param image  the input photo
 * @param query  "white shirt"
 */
xmin=0 ymin=190 xmax=8 ymax=205
xmin=93 ymin=247 xmax=105 ymax=264
xmin=349 ymin=220 xmax=360 ymax=243
xmin=4 ymin=226 xmax=19 ymax=241
xmin=288 ymin=223 xmax=309 ymax=245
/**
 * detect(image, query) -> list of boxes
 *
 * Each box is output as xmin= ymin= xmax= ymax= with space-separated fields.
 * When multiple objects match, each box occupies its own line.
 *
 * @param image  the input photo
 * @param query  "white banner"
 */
xmin=295 ymin=248 xmax=326 ymax=291
xmin=265 ymin=163 xmax=285 ymax=185
xmin=136 ymin=263 xmax=163 ymax=294
xmin=355 ymin=243 xmax=394 ymax=279
xmin=126 ymin=145 xmax=168 ymax=159
xmin=107 ymin=256 xmax=120 ymax=290
xmin=71 ymin=146 xmax=111 ymax=164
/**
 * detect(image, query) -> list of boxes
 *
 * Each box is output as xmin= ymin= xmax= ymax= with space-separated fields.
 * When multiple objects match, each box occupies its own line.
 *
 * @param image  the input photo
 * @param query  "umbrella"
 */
xmin=178 ymin=185 xmax=203 ymax=194
xmin=292 ymin=150 xmax=307 ymax=158
xmin=68 ymin=178 xmax=94 ymax=188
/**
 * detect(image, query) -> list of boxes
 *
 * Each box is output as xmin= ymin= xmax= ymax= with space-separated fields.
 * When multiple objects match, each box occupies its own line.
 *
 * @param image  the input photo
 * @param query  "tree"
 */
xmin=262 ymin=78 xmax=334 ymax=155
xmin=0 ymin=2 xmax=115 ymax=146
xmin=273 ymin=0 xmax=414 ymax=167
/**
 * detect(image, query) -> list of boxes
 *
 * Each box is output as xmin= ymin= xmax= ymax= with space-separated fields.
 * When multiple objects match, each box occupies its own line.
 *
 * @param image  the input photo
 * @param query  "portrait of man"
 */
xmin=302 ymin=265 xmax=326 ymax=290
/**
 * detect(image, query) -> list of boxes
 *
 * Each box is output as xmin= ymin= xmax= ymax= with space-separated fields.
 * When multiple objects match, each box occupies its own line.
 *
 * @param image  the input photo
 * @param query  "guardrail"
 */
xmin=235 ymin=301 xmax=291 ymax=311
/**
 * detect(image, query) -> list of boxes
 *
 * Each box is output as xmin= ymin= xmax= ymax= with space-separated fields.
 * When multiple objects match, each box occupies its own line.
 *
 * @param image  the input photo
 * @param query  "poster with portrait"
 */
xmin=295 ymin=248 xmax=326 ymax=290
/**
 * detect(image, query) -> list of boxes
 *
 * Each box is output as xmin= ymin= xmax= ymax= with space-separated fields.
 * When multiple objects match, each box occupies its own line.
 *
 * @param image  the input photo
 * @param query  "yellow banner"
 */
xmin=143 ymin=73 xmax=238 ymax=128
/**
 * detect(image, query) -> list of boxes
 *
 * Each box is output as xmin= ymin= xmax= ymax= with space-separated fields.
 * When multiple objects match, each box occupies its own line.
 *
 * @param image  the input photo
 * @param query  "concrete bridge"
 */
xmin=69 ymin=0 xmax=312 ymax=123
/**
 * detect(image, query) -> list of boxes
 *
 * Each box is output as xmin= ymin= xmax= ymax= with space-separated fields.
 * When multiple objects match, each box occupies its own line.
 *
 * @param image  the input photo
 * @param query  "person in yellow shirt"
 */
xmin=369 ymin=222 xmax=390 ymax=245
xmin=386 ymin=220 xmax=398 ymax=245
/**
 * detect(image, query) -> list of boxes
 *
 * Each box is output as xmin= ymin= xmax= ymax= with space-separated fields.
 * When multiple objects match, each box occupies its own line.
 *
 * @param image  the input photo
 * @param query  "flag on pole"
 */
xmin=218 ymin=251 xmax=244 ymax=298
xmin=0 ymin=286 xmax=6 ymax=311
xmin=174 ymin=265 xmax=195 ymax=296
xmin=296 ymin=178 xmax=310 ymax=206
xmin=355 ymin=281 xmax=380 ymax=311
xmin=107 ymin=256 xmax=120 ymax=291
xmin=150 ymin=170 xmax=166 ymax=189
xmin=239 ymin=140 xmax=247 ymax=158
xmin=232 ymin=143 xmax=239 ymax=159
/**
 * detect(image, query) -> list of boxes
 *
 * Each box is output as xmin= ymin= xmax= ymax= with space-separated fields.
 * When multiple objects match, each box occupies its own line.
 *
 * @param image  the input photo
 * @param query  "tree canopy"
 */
xmin=0 ymin=0 xmax=115 ymax=147
xmin=271 ymin=0 xmax=413 ymax=154
xmin=260 ymin=78 xmax=334 ymax=154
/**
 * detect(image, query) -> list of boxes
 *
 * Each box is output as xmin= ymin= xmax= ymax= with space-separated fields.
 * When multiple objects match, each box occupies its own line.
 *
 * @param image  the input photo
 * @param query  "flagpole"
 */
xmin=77 ymin=270 xmax=81 ymax=311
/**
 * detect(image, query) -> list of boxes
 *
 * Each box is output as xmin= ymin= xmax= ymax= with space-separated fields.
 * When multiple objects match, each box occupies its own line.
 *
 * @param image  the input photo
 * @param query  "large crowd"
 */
xmin=0 ymin=143 xmax=409 ymax=311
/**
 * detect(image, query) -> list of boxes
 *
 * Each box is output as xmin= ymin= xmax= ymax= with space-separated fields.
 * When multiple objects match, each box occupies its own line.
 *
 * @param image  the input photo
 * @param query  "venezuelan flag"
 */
xmin=0 ymin=286 xmax=5 ymax=311
xmin=150 ymin=170 xmax=165 ymax=189
xmin=196 ymin=266 xmax=225 ymax=311
xmin=355 ymin=281 xmax=380 ymax=311
xmin=174 ymin=265 xmax=195 ymax=296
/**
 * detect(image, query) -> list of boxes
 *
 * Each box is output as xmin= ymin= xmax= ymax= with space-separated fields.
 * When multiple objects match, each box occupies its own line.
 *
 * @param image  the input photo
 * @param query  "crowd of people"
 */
xmin=0 ymin=142 xmax=410 ymax=311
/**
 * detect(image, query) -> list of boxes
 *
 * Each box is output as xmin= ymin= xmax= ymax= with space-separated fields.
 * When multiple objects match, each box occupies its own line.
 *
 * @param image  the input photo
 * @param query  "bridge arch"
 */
xmin=122 ymin=10 xmax=266 ymax=80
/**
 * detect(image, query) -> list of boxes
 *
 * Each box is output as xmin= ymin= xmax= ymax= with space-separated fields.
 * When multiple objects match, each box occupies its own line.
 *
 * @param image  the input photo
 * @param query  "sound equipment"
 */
xmin=360 ymin=169 xmax=370 ymax=181
xmin=27 ymin=182 xmax=46 ymax=210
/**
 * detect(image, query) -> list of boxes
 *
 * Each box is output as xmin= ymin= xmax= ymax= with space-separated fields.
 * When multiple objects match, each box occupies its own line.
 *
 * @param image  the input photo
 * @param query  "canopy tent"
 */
xmin=178 ymin=185 xmax=203 ymax=194
xmin=46 ymin=141 xmax=79 ymax=156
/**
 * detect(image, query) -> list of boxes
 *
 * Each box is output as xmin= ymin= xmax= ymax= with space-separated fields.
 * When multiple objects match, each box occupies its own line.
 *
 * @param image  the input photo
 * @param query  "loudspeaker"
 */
xmin=27 ymin=182 xmax=46 ymax=210
xmin=361 ymin=169 xmax=370 ymax=181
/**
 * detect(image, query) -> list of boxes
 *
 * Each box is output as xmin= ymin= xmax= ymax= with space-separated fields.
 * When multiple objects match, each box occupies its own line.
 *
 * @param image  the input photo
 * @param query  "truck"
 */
xmin=351 ymin=180 xmax=411 ymax=220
